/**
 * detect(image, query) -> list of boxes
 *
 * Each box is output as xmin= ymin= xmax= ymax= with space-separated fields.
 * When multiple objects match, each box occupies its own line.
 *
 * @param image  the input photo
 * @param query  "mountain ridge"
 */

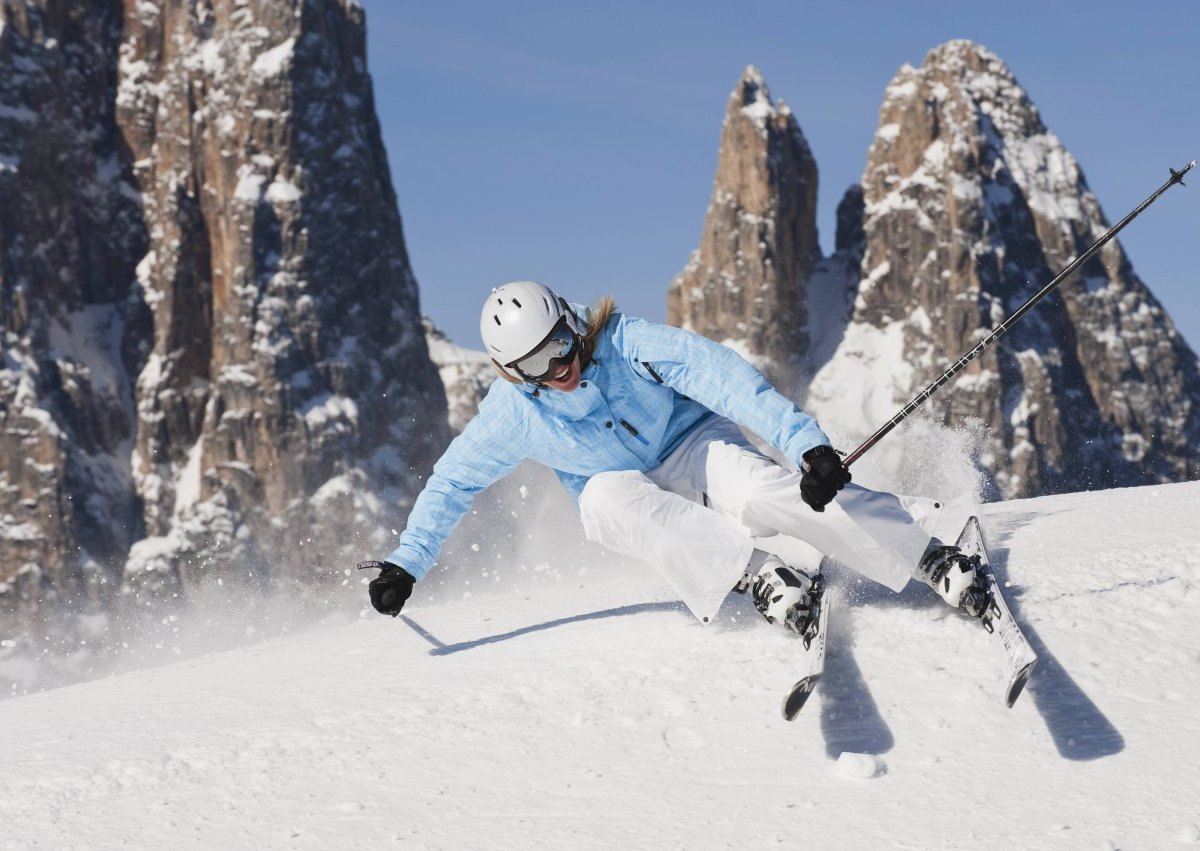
xmin=671 ymin=41 xmax=1200 ymax=499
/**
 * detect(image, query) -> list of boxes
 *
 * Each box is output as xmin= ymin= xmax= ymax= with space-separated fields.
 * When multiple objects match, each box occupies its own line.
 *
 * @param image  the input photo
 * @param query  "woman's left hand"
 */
xmin=799 ymin=445 xmax=851 ymax=512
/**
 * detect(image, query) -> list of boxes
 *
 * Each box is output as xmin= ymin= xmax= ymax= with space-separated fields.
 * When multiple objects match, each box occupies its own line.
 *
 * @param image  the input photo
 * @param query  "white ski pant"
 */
xmin=578 ymin=417 xmax=942 ymax=623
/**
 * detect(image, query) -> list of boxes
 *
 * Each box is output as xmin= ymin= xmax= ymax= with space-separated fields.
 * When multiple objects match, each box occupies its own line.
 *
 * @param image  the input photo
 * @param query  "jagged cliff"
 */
xmin=673 ymin=49 xmax=1200 ymax=499
xmin=423 ymin=318 xmax=494 ymax=433
xmin=808 ymin=41 xmax=1200 ymax=497
xmin=0 ymin=1 xmax=447 ymax=671
xmin=667 ymin=66 xmax=822 ymax=385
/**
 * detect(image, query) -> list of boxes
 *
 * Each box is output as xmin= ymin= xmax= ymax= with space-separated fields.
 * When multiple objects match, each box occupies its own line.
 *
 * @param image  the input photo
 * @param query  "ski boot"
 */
xmin=735 ymin=553 xmax=821 ymax=639
xmin=915 ymin=542 xmax=989 ymax=618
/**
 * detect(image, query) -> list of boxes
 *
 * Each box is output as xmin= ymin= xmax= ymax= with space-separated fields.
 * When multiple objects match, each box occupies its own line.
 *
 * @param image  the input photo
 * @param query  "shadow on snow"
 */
xmin=402 ymin=513 xmax=1126 ymax=764
xmin=819 ymin=638 xmax=896 ymax=759
xmin=983 ymin=515 xmax=1125 ymax=761
xmin=400 ymin=601 xmax=689 ymax=656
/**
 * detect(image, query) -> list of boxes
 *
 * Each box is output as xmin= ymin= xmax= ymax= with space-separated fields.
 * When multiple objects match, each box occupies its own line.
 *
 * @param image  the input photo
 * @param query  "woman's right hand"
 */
xmin=359 ymin=561 xmax=416 ymax=616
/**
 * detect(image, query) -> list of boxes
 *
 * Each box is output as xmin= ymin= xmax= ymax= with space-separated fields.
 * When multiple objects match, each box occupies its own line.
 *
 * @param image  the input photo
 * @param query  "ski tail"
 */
xmin=956 ymin=516 xmax=1038 ymax=708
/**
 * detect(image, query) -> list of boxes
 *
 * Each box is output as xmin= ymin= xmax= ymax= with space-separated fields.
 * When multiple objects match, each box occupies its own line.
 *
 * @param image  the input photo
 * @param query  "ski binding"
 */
xmin=781 ymin=577 xmax=831 ymax=721
xmin=955 ymin=516 xmax=1038 ymax=707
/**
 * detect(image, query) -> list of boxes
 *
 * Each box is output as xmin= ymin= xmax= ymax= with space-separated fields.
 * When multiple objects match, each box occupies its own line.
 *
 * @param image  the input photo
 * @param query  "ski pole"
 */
xmin=842 ymin=159 xmax=1195 ymax=469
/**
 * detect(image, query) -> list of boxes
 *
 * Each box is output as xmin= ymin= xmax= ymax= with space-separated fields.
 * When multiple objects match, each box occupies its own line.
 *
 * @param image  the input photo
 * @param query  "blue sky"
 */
xmin=360 ymin=1 xmax=1198 ymax=352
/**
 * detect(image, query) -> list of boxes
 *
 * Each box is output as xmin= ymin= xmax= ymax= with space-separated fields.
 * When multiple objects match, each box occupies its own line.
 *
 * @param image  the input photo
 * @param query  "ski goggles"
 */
xmin=508 ymin=317 xmax=579 ymax=382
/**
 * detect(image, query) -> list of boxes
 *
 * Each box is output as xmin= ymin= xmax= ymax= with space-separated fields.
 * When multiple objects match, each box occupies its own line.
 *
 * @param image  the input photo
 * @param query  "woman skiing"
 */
xmin=365 ymin=281 xmax=981 ymax=630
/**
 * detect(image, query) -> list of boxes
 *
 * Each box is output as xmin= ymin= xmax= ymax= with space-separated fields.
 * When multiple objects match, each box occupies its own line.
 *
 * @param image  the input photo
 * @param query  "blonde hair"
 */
xmin=493 ymin=295 xmax=618 ymax=384
xmin=578 ymin=295 xmax=617 ymax=368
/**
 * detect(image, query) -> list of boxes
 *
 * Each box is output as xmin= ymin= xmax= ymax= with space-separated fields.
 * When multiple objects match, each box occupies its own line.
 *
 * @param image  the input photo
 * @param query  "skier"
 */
xmin=364 ymin=281 xmax=982 ymax=631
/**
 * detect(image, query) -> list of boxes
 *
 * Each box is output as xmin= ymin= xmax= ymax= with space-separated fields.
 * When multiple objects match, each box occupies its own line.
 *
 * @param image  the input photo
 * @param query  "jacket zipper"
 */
xmin=620 ymin=419 xmax=649 ymax=446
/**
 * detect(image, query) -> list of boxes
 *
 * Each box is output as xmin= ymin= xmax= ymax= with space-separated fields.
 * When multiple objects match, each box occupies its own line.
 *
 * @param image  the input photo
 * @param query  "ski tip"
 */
xmin=1005 ymin=660 xmax=1037 ymax=708
xmin=782 ymin=675 xmax=821 ymax=721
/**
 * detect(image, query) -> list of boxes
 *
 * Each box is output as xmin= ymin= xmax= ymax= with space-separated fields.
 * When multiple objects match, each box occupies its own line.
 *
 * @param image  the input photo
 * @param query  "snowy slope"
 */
xmin=2 ymin=481 xmax=1199 ymax=849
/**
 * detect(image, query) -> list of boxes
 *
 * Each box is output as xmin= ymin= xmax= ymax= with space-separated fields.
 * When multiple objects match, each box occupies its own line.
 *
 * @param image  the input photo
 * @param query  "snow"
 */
xmin=741 ymin=96 xmax=775 ymax=123
xmin=423 ymin=319 xmax=496 ymax=430
xmin=217 ymin=363 xmax=258 ymax=387
xmin=802 ymin=256 xmax=856 ymax=371
xmin=951 ymin=170 xmax=983 ymax=203
xmin=834 ymin=751 xmax=886 ymax=780
xmin=875 ymin=122 xmax=901 ymax=144
xmin=125 ymin=533 xmax=185 ymax=574
xmin=0 ymin=102 xmax=39 ymax=124
xmin=265 ymin=177 xmax=302 ymax=204
xmin=116 ymin=54 xmax=161 ymax=113
xmin=808 ymin=318 xmax=915 ymax=433
xmin=737 ymin=65 xmax=777 ymax=132
xmin=185 ymin=37 xmax=225 ymax=77
xmin=0 ymin=520 xmax=43 ymax=543
xmin=46 ymin=306 xmax=127 ymax=399
xmin=2 ymin=480 xmax=1198 ymax=848
xmin=301 ymin=392 xmax=358 ymax=430
xmin=885 ymin=77 xmax=918 ymax=101
xmin=424 ymin=331 xmax=490 ymax=368
xmin=310 ymin=474 xmax=354 ymax=507
xmin=1000 ymin=132 xmax=1085 ymax=223
xmin=251 ymin=37 xmax=295 ymax=78
xmin=234 ymin=166 xmax=265 ymax=202
xmin=173 ymin=437 xmax=206 ymax=518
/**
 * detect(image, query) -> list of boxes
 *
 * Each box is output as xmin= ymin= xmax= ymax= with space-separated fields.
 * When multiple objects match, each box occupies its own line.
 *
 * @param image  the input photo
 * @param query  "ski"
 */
xmin=955 ymin=516 xmax=1038 ymax=707
xmin=781 ymin=578 xmax=831 ymax=721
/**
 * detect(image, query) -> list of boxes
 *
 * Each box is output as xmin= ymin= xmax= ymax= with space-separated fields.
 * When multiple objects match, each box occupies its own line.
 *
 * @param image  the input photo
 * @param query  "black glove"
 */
xmin=360 ymin=561 xmax=416 ymax=617
xmin=800 ymin=445 xmax=851 ymax=512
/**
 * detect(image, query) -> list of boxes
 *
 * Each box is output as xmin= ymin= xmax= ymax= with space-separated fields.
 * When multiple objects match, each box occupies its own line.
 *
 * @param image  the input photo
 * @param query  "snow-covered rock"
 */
xmin=423 ymin=317 xmax=495 ymax=432
xmin=671 ymin=46 xmax=1200 ymax=500
xmin=809 ymin=40 xmax=1200 ymax=498
xmin=667 ymin=66 xmax=824 ymax=389
xmin=0 ymin=2 xmax=448 ymax=672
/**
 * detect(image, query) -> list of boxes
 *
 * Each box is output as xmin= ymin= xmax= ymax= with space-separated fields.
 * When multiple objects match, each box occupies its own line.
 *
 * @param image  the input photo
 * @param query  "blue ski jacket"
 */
xmin=386 ymin=309 xmax=830 ymax=580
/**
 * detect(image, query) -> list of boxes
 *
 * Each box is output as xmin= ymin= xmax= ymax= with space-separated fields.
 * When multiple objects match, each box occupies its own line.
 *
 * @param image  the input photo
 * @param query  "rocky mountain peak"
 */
xmin=667 ymin=66 xmax=820 ymax=383
xmin=808 ymin=39 xmax=1200 ymax=497
xmin=1 ymin=0 xmax=449 ymax=686
xmin=733 ymin=65 xmax=783 ymax=128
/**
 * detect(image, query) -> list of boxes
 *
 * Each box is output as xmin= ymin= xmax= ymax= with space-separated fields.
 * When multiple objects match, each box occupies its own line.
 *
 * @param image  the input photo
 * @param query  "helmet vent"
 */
xmin=493 ymin=315 xmax=501 ymax=326
xmin=512 ymin=298 xmax=522 ymax=308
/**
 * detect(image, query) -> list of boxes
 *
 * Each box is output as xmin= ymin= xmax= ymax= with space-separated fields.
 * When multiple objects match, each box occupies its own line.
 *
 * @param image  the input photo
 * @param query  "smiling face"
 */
xmin=543 ymin=352 xmax=582 ymax=392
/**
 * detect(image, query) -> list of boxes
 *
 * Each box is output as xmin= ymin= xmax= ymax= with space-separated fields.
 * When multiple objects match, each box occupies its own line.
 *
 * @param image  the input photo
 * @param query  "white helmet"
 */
xmin=480 ymin=281 xmax=585 ymax=382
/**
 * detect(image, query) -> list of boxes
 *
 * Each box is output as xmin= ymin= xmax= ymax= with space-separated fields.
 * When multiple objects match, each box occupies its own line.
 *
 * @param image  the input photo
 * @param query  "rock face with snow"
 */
xmin=808 ymin=41 xmax=1200 ymax=497
xmin=423 ymin=318 xmax=495 ymax=433
xmin=674 ymin=48 xmax=1200 ymax=497
xmin=667 ymin=67 xmax=821 ymax=384
xmin=0 ymin=2 xmax=447 ymax=657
